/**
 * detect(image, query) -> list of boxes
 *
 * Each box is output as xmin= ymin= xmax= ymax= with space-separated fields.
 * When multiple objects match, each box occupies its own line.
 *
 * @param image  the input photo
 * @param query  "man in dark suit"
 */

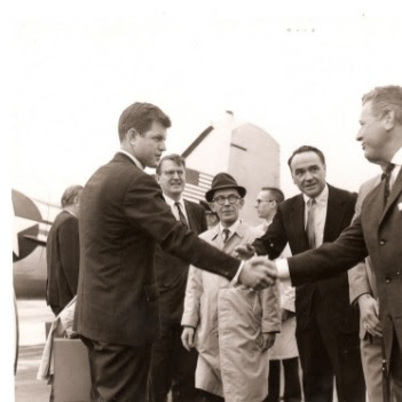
xmin=148 ymin=154 xmax=207 ymax=402
xmin=74 ymin=102 xmax=274 ymax=401
xmin=46 ymin=185 xmax=83 ymax=316
xmin=237 ymin=145 xmax=365 ymax=402
xmin=263 ymin=85 xmax=402 ymax=400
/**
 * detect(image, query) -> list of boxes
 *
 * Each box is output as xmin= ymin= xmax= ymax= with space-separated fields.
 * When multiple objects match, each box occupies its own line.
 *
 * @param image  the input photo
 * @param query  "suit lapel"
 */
xmin=289 ymin=195 xmax=308 ymax=247
xmin=184 ymin=200 xmax=197 ymax=231
xmin=381 ymin=167 xmax=402 ymax=223
xmin=324 ymin=186 xmax=345 ymax=242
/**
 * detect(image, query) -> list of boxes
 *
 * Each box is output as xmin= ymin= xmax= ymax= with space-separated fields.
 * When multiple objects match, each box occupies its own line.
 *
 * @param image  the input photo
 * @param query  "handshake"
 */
xmin=235 ymin=244 xmax=279 ymax=290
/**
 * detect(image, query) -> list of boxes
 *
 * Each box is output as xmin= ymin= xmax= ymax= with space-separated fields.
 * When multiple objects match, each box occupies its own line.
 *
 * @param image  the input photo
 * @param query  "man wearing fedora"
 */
xmin=181 ymin=173 xmax=281 ymax=402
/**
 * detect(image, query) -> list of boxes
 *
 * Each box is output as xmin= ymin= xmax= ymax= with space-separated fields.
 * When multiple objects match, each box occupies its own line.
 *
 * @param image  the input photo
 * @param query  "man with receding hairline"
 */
xmin=262 ymin=85 xmax=402 ymax=400
xmin=237 ymin=145 xmax=365 ymax=402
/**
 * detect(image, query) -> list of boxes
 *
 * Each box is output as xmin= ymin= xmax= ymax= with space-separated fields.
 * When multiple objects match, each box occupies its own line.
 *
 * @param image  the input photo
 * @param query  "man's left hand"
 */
xmin=262 ymin=333 xmax=276 ymax=350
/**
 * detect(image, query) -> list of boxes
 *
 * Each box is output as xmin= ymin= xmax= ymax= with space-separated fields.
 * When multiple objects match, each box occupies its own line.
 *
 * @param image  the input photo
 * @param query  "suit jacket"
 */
xmin=74 ymin=153 xmax=240 ymax=346
xmin=288 ymin=169 xmax=402 ymax=369
xmin=253 ymin=184 xmax=359 ymax=333
xmin=155 ymin=199 xmax=207 ymax=324
xmin=46 ymin=211 xmax=80 ymax=311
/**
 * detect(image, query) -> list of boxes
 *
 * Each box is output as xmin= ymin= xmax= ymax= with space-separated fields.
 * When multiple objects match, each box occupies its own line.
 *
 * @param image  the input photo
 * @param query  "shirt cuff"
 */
xmin=276 ymin=258 xmax=291 ymax=280
xmin=232 ymin=260 xmax=245 ymax=284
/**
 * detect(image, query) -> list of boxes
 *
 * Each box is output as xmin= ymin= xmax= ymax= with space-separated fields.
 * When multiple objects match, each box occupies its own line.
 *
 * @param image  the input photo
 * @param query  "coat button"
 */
xmin=385 ymin=277 xmax=391 ymax=284
xmin=379 ymin=239 xmax=386 ymax=246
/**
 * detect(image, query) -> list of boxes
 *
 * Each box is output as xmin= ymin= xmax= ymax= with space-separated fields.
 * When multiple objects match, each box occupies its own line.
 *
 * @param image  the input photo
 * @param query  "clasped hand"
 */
xmin=238 ymin=255 xmax=278 ymax=290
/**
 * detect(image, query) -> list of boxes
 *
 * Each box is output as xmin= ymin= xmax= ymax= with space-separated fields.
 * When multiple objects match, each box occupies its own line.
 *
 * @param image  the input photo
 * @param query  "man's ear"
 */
xmin=127 ymin=128 xmax=139 ymax=143
xmin=383 ymin=109 xmax=396 ymax=131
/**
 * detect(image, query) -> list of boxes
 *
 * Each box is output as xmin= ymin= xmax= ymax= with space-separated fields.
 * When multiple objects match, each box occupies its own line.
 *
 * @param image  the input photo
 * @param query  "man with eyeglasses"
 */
xmin=181 ymin=173 xmax=280 ymax=402
xmin=149 ymin=154 xmax=207 ymax=402
xmin=237 ymin=146 xmax=365 ymax=402
xmin=255 ymin=187 xmax=283 ymax=233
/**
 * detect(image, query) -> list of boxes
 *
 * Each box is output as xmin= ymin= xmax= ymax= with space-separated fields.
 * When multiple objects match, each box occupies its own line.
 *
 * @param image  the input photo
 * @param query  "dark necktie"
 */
xmin=174 ymin=202 xmax=188 ymax=227
xmin=306 ymin=198 xmax=316 ymax=249
xmin=381 ymin=163 xmax=395 ymax=205
xmin=222 ymin=228 xmax=230 ymax=244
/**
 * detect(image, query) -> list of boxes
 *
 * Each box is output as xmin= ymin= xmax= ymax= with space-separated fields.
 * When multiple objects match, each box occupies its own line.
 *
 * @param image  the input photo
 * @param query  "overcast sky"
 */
xmin=8 ymin=1 xmax=402 ymax=205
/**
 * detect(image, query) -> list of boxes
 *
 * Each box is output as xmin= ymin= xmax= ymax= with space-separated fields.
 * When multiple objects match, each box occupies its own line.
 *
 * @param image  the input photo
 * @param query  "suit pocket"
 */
xmin=144 ymin=283 xmax=160 ymax=301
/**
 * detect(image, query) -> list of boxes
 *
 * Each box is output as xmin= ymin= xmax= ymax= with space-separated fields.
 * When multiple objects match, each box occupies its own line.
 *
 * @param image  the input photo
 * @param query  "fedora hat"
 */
xmin=205 ymin=172 xmax=247 ymax=202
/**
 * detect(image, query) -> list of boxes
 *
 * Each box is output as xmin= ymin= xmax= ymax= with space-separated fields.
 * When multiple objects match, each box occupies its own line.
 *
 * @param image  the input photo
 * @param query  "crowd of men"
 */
xmin=45 ymin=84 xmax=402 ymax=401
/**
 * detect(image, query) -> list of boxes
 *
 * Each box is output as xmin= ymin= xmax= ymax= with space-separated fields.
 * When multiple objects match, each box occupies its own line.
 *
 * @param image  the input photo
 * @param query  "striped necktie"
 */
xmin=382 ymin=163 xmax=395 ymax=205
xmin=175 ymin=202 xmax=188 ymax=227
xmin=306 ymin=198 xmax=316 ymax=249
xmin=222 ymin=228 xmax=230 ymax=244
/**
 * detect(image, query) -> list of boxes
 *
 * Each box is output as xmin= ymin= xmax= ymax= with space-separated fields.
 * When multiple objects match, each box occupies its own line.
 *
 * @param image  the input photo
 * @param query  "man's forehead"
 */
xmin=258 ymin=190 xmax=271 ymax=198
xmin=291 ymin=152 xmax=323 ymax=168
xmin=145 ymin=121 xmax=167 ymax=136
xmin=360 ymin=101 xmax=374 ymax=118
xmin=161 ymin=160 xmax=184 ymax=170
xmin=214 ymin=188 xmax=240 ymax=196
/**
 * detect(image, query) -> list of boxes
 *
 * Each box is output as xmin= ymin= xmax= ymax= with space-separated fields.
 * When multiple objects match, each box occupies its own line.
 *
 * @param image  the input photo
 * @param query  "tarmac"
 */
xmin=15 ymin=299 xmax=54 ymax=402
xmin=12 ymin=300 xmax=346 ymax=402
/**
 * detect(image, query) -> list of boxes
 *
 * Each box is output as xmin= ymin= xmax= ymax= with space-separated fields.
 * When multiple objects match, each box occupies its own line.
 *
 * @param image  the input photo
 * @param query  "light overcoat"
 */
xmin=182 ymin=221 xmax=281 ymax=402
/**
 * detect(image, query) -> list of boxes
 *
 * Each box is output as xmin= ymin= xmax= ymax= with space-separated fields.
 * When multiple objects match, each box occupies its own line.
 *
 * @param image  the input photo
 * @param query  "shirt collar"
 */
xmin=163 ymin=194 xmax=184 ymax=208
xmin=302 ymin=184 xmax=329 ymax=205
xmin=219 ymin=219 xmax=241 ymax=235
xmin=63 ymin=209 xmax=77 ymax=218
xmin=391 ymin=147 xmax=402 ymax=166
xmin=117 ymin=150 xmax=144 ymax=170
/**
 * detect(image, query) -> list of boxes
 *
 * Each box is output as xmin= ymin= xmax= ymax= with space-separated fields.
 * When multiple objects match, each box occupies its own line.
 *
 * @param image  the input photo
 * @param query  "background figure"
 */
xmin=199 ymin=200 xmax=220 ymax=229
xmin=237 ymin=145 xmax=365 ymax=402
xmin=348 ymin=173 xmax=388 ymax=401
xmin=148 ymin=154 xmax=207 ymax=402
xmin=255 ymin=187 xmax=301 ymax=402
xmin=181 ymin=173 xmax=280 ymax=402
xmin=46 ymin=185 xmax=83 ymax=316
xmin=270 ymin=85 xmax=402 ymax=401
xmin=73 ymin=102 xmax=274 ymax=402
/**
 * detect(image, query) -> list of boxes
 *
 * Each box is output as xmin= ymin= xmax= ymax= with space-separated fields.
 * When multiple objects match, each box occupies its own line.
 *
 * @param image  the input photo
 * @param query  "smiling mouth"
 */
xmin=305 ymin=184 xmax=316 ymax=190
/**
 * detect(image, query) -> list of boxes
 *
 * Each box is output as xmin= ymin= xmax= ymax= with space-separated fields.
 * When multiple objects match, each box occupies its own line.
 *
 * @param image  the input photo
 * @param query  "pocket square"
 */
xmin=398 ymin=202 xmax=402 ymax=211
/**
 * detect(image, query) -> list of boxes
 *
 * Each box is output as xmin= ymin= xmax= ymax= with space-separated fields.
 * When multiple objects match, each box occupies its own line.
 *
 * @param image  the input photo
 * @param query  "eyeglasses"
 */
xmin=212 ymin=195 xmax=241 ymax=205
xmin=256 ymin=199 xmax=276 ymax=205
xmin=162 ymin=170 xmax=185 ymax=178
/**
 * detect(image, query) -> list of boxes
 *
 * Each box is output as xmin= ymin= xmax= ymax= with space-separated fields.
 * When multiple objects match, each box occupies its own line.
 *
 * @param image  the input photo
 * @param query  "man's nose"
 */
xmin=305 ymin=170 xmax=314 ymax=180
xmin=159 ymin=140 xmax=167 ymax=151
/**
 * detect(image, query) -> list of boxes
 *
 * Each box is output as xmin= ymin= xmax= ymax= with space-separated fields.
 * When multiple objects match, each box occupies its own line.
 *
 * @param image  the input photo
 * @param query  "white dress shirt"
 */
xmin=163 ymin=195 xmax=189 ymax=223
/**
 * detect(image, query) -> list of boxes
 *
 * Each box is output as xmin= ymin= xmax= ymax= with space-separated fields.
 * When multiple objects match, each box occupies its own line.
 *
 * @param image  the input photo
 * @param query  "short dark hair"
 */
xmin=261 ymin=187 xmax=285 ymax=203
xmin=287 ymin=145 xmax=326 ymax=168
xmin=61 ymin=185 xmax=84 ymax=208
xmin=362 ymin=85 xmax=402 ymax=125
xmin=156 ymin=154 xmax=186 ymax=175
xmin=118 ymin=102 xmax=171 ymax=142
